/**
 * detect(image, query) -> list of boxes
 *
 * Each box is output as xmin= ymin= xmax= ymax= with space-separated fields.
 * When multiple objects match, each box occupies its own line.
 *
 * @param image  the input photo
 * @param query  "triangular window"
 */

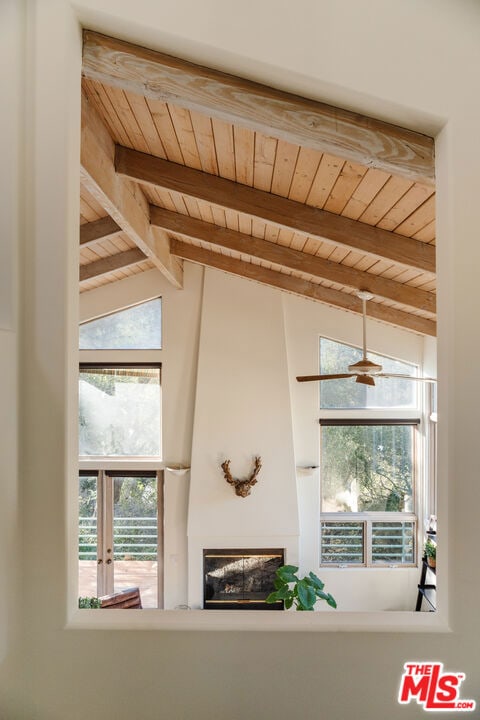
xmin=79 ymin=298 xmax=162 ymax=350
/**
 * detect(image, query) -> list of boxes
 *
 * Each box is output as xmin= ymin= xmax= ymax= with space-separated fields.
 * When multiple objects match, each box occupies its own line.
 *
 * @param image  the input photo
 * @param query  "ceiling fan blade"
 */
xmin=378 ymin=373 xmax=437 ymax=383
xmin=296 ymin=373 xmax=353 ymax=383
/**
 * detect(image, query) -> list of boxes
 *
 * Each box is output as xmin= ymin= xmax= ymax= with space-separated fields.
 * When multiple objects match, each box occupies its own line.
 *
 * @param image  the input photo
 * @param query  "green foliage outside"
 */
xmin=266 ymin=565 xmax=337 ymax=611
xmin=321 ymin=424 xmax=413 ymax=513
xmin=79 ymin=476 xmax=158 ymax=561
xmin=78 ymin=596 xmax=101 ymax=608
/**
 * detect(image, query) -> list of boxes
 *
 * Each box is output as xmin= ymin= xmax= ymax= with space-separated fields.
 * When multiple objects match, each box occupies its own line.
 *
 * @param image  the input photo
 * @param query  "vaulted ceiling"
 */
xmin=80 ymin=31 xmax=436 ymax=336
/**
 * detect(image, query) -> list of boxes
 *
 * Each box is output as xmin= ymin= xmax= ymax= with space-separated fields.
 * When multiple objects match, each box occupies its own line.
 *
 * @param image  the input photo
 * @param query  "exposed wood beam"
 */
xmin=80 ymin=248 xmax=146 ymax=282
xmin=80 ymin=216 xmax=122 ymax=248
xmin=170 ymin=240 xmax=436 ymax=336
xmin=83 ymin=31 xmax=435 ymax=185
xmin=80 ymin=91 xmax=183 ymax=288
xmin=117 ymin=146 xmax=436 ymax=275
xmin=150 ymin=206 xmax=435 ymax=314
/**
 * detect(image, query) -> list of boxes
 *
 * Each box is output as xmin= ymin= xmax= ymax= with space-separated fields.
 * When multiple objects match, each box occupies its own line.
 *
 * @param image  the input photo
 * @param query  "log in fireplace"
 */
xmin=203 ymin=548 xmax=284 ymax=610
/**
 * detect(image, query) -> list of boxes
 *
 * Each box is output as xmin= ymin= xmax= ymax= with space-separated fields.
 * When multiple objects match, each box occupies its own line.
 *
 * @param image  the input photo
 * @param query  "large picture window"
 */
xmin=319 ymin=338 xmax=420 ymax=568
xmin=79 ymin=364 xmax=162 ymax=457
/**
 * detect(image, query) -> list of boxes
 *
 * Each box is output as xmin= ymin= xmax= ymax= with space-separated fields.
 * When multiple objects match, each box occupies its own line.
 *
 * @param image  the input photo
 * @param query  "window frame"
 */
xmin=79 ymin=297 xmax=163 ymax=351
xmin=318 ymin=336 xmax=426 ymax=570
xmin=79 ymin=361 xmax=163 ymax=463
xmin=319 ymin=419 xmax=419 ymax=568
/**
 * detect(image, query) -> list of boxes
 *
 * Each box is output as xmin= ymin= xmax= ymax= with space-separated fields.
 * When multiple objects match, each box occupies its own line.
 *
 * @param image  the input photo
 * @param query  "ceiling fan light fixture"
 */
xmin=348 ymin=358 xmax=383 ymax=375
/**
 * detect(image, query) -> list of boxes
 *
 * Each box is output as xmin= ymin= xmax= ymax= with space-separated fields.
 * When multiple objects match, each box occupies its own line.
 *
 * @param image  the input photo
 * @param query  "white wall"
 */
xmin=188 ymin=269 xmax=299 ymax=607
xmin=5 ymin=0 xmax=480 ymax=718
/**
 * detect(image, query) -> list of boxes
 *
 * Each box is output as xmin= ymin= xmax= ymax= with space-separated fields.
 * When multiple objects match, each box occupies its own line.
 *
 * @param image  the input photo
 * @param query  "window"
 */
xmin=319 ymin=338 xmax=421 ymax=568
xmin=79 ymin=306 xmax=164 ymax=608
xmin=79 ymin=364 xmax=161 ymax=457
xmin=79 ymin=298 xmax=162 ymax=350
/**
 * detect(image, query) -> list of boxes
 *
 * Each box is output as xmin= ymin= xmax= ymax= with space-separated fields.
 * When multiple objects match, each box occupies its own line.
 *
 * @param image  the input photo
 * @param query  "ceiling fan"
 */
xmin=296 ymin=291 xmax=437 ymax=387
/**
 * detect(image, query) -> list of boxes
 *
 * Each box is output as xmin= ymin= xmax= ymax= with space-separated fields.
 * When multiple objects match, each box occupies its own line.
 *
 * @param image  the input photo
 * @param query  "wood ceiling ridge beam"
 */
xmin=169 ymin=239 xmax=436 ymax=336
xmin=116 ymin=145 xmax=436 ymax=275
xmin=80 ymin=91 xmax=183 ymax=289
xmin=150 ymin=205 xmax=436 ymax=314
xmin=80 ymin=215 xmax=122 ymax=247
xmin=80 ymin=248 xmax=146 ymax=282
xmin=83 ymin=30 xmax=434 ymax=185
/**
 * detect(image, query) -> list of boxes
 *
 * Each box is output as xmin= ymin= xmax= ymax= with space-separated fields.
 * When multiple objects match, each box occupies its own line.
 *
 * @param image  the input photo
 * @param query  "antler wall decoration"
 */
xmin=221 ymin=456 xmax=262 ymax=498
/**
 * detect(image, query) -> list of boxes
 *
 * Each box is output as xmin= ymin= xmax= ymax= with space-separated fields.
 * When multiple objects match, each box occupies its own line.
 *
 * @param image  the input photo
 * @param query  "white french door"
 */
xmin=79 ymin=470 xmax=162 ymax=607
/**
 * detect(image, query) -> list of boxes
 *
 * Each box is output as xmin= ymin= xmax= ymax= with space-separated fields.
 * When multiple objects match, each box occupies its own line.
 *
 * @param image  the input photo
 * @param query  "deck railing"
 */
xmin=321 ymin=519 xmax=415 ymax=566
xmin=79 ymin=516 xmax=158 ymax=561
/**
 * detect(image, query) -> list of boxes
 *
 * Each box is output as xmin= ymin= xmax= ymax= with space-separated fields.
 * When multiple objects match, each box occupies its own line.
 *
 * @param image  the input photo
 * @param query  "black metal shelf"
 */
xmin=416 ymin=557 xmax=436 ymax=611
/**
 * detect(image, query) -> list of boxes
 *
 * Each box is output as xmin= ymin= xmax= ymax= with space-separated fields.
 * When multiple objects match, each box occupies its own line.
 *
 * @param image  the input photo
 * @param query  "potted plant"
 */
xmin=425 ymin=538 xmax=436 ymax=568
xmin=266 ymin=565 xmax=337 ymax=611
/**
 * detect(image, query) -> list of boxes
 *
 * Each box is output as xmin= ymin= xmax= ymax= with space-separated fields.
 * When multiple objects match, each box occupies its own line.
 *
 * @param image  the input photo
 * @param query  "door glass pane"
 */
xmin=112 ymin=476 xmax=158 ymax=608
xmin=78 ymin=474 xmax=99 ymax=601
xmin=79 ymin=366 xmax=161 ymax=456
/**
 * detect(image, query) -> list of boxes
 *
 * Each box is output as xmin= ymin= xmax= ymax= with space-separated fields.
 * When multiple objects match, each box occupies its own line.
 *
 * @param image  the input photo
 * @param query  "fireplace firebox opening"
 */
xmin=203 ymin=548 xmax=284 ymax=610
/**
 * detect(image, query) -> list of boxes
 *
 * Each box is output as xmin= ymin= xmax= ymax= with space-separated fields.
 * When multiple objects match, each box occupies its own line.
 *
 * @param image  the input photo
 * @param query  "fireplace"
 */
xmin=203 ymin=548 xmax=284 ymax=610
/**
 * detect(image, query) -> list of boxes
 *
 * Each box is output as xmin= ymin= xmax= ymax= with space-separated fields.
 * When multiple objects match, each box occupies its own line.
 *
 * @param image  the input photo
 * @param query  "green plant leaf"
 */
xmin=274 ymin=576 xmax=285 ymax=590
xmin=284 ymin=596 xmax=294 ymax=610
xmin=326 ymin=594 xmax=337 ymax=609
xmin=265 ymin=591 xmax=280 ymax=604
xmin=297 ymin=579 xmax=316 ymax=610
xmin=308 ymin=571 xmax=325 ymax=592
xmin=277 ymin=565 xmax=299 ymax=583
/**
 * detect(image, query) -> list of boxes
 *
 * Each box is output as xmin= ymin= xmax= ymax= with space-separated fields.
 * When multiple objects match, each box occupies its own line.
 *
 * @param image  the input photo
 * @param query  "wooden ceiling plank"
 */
xmin=271 ymin=139 xmax=299 ymax=197
xmin=107 ymin=86 xmax=150 ymax=153
xmin=170 ymin=239 xmax=436 ymax=335
xmin=413 ymin=219 xmax=436 ymax=243
xmin=168 ymin=105 xmax=203 ymax=170
xmin=150 ymin=206 xmax=436 ymax=313
xmin=211 ymin=117 xmax=236 ymax=180
xmin=83 ymin=30 xmax=435 ymax=185
xmin=80 ymin=247 xmax=146 ymax=282
xmin=80 ymin=216 xmax=122 ymax=247
xmin=288 ymin=147 xmax=323 ymax=203
xmin=117 ymin=146 xmax=436 ymax=273
xmin=147 ymin=99 xmax=185 ymax=164
xmin=322 ymin=160 xmax=367 ymax=214
xmin=234 ymin=126 xmax=255 ymax=185
xmin=254 ymin=134 xmax=277 ymax=192
xmin=358 ymin=175 xmax=413 ymax=226
xmin=306 ymin=153 xmax=345 ymax=209
xmin=341 ymin=168 xmax=391 ymax=220
xmin=125 ymin=92 xmax=167 ymax=159
xmin=189 ymin=111 xmax=219 ymax=174
xmin=393 ymin=194 xmax=436 ymax=237
xmin=94 ymin=87 xmax=132 ymax=147
xmin=82 ymin=78 xmax=125 ymax=145
xmin=377 ymin=183 xmax=435 ymax=231
xmin=81 ymin=92 xmax=183 ymax=288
